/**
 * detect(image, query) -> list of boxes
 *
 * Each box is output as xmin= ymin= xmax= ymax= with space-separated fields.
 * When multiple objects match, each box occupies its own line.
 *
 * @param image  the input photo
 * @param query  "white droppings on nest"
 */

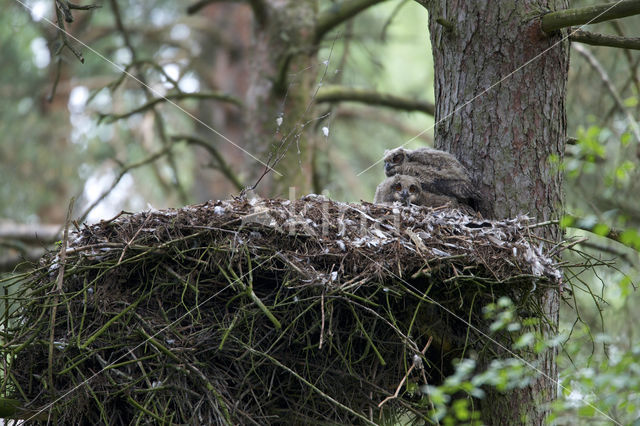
xmin=370 ymin=228 xmax=387 ymax=239
xmin=213 ymin=206 xmax=225 ymax=215
xmin=431 ymin=248 xmax=451 ymax=257
xmin=486 ymin=235 xmax=505 ymax=246
xmin=242 ymin=206 xmax=277 ymax=227
xmin=336 ymin=240 xmax=346 ymax=251
xmin=525 ymin=246 xmax=544 ymax=277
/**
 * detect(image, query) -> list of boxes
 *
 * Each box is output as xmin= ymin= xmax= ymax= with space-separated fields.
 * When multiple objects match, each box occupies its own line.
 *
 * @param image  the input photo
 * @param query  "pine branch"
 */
xmin=316 ymin=85 xmax=434 ymax=115
xmin=315 ymin=0 xmax=389 ymax=42
xmin=541 ymin=0 xmax=640 ymax=34
xmin=570 ymin=29 xmax=640 ymax=50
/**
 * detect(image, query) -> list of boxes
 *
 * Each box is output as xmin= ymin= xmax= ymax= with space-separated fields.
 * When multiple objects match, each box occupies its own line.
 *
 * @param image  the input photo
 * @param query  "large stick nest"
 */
xmin=4 ymin=197 xmax=560 ymax=424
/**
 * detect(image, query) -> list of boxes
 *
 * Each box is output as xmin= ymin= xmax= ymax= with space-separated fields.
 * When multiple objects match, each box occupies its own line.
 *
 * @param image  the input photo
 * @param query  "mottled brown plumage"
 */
xmin=374 ymin=174 xmax=472 ymax=212
xmin=383 ymin=147 xmax=482 ymax=212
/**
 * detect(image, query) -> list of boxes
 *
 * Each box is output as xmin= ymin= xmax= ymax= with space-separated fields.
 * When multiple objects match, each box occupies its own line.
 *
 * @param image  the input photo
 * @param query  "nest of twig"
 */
xmin=3 ymin=196 xmax=560 ymax=424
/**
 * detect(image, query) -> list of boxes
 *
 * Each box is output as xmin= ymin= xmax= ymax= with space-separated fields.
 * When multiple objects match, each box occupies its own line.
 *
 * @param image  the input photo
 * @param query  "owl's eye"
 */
xmin=409 ymin=185 xmax=418 ymax=193
xmin=392 ymin=153 xmax=403 ymax=163
xmin=393 ymin=183 xmax=402 ymax=192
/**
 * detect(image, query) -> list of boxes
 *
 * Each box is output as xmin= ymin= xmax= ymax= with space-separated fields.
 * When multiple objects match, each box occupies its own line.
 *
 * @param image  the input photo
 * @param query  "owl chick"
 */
xmin=383 ymin=147 xmax=482 ymax=211
xmin=373 ymin=174 xmax=460 ymax=208
xmin=374 ymin=174 xmax=473 ymax=213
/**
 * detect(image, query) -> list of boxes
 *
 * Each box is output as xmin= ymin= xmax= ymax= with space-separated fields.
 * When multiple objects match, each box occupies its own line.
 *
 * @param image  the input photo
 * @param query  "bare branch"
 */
xmin=98 ymin=92 xmax=242 ymax=123
xmin=542 ymin=0 xmax=640 ymax=34
xmin=316 ymin=85 xmax=434 ymax=115
xmin=578 ymin=240 xmax=637 ymax=266
xmin=77 ymin=146 xmax=173 ymax=223
xmin=53 ymin=2 xmax=84 ymax=63
xmin=171 ymin=134 xmax=244 ymax=191
xmin=564 ymin=214 xmax=638 ymax=251
xmin=573 ymin=43 xmax=640 ymax=143
xmin=570 ymin=29 xmax=640 ymax=50
xmin=315 ymin=0 xmax=389 ymax=42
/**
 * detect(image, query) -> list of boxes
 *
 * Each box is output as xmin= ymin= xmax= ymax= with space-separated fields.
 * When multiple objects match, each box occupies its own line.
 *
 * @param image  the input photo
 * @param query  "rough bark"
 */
xmin=245 ymin=0 xmax=318 ymax=196
xmin=423 ymin=0 xmax=568 ymax=423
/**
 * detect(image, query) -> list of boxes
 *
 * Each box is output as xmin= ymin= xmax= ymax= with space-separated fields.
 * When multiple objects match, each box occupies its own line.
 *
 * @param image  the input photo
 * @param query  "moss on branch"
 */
xmin=541 ymin=0 xmax=640 ymax=34
xmin=570 ymin=29 xmax=640 ymax=50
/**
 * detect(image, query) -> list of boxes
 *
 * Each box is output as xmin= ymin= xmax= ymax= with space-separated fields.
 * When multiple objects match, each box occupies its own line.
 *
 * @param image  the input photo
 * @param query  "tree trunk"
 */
xmin=423 ymin=0 xmax=568 ymax=423
xmin=245 ymin=0 xmax=318 ymax=197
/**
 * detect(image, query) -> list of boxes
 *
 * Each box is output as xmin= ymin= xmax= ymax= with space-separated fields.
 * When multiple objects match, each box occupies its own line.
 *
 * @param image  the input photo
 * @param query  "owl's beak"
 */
xmin=400 ymin=189 xmax=411 ymax=206
xmin=384 ymin=162 xmax=393 ymax=174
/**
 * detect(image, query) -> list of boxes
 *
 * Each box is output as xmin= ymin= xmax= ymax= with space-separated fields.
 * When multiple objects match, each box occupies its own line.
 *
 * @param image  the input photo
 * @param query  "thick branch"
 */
xmin=542 ymin=0 xmax=640 ymax=34
xmin=0 ymin=223 xmax=60 ymax=244
xmin=570 ymin=29 xmax=640 ymax=50
xmin=99 ymin=92 xmax=242 ymax=123
xmin=315 ymin=0 xmax=389 ymax=42
xmin=316 ymin=85 xmax=434 ymax=115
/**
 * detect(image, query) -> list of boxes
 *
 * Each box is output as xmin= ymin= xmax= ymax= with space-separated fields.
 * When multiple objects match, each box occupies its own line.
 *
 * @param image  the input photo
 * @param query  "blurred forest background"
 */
xmin=1 ymin=0 xmax=640 ymax=422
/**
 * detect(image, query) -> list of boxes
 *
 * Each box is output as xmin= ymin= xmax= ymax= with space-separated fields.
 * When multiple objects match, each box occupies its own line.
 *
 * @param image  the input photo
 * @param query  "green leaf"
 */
xmin=624 ymin=96 xmax=638 ymax=107
xmin=560 ymin=215 xmax=574 ymax=228
xmin=620 ymin=229 xmax=640 ymax=249
xmin=592 ymin=223 xmax=610 ymax=236
xmin=577 ymin=405 xmax=596 ymax=417
xmin=621 ymin=132 xmax=632 ymax=146
xmin=513 ymin=332 xmax=534 ymax=350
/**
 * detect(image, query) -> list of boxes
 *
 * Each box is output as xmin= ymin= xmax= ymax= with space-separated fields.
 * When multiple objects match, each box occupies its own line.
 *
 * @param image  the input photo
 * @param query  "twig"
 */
xmin=378 ymin=337 xmax=433 ymax=408
xmin=47 ymin=198 xmax=75 ymax=399
xmin=53 ymin=3 xmax=84 ymax=63
xmin=117 ymin=216 xmax=150 ymax=265
xmin=319 ymin=290 xmax=326 ymax=349
xmin=77 ymin=145 xmax=173 ymax=223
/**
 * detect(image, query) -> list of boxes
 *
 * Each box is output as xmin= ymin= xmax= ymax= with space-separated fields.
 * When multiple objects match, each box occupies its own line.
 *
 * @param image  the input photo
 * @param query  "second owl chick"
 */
xmin=383 ymin=147 xmax=482 ymax=212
